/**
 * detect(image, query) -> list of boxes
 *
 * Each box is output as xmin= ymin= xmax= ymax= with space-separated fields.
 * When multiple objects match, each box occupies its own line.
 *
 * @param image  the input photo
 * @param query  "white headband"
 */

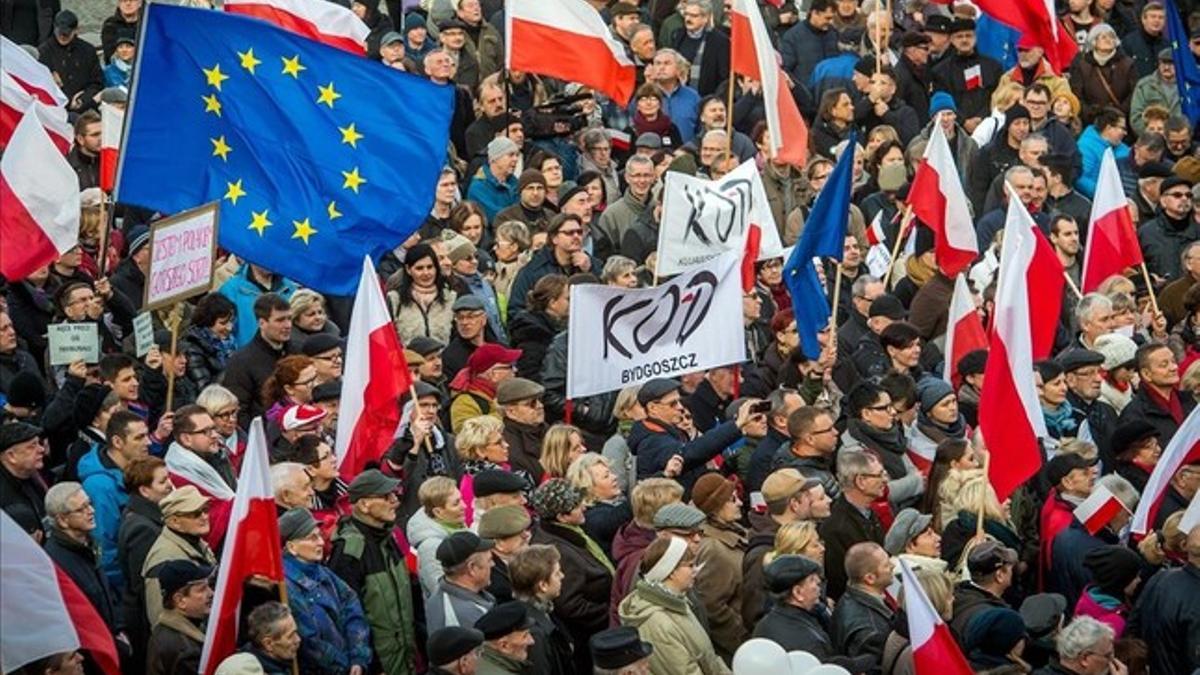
xmin=644 ymin=536 xmax=689 ymax=584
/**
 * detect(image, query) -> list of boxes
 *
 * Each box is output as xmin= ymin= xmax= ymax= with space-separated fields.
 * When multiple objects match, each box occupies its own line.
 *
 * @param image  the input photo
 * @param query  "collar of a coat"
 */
xmin=158 ymin=608 xmax=207 ymax=642
xmin=701 ymin=519 xmax=748 ymax=548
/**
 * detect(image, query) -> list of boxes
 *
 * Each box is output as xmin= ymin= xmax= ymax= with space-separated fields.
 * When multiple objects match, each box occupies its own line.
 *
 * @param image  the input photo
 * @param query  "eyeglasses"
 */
xmin=866 ymin=403 xmax=896 ymax=412
xmin=65 ymin=500 xmax=95 ymax=515
xmin=314 ymin=352 xmax=343 ymax=363
xmin=212 ymin=408 xmax=239 ymax=420
xmin=178 ymin=505 xmax=212 ymax=518
xmin=187 ymin=426 xmax=220 ymax=436
xmin=1165 ymin=191 xmax=1193 ymax=199
xmin=657 ymin=397 xmax=684 ymax=408
xmin=557 ymin=228 xmax=584 ymax=237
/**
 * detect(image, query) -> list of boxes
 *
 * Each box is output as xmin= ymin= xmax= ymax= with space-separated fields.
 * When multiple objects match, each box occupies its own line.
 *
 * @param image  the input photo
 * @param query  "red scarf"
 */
xmin=1144 ymin=385 xmax=1185 ymax=424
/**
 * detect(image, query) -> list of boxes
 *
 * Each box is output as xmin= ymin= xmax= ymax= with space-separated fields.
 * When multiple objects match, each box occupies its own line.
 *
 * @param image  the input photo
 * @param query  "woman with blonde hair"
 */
xmin=971 ymin=81 xmax=1027 ymax=148
xmin=567 ymin=453 xmax=632 ymax=559
xmin=541 ymin=423 xmax=587 ymax=479
xmin=287 ymin=288 xmax=340 ymax=352
xmin=406 ymin=475 xmax=468 ymax=595
xmin=763 ymin=520 xmax=825 ymax=567
xmin=455 ymin=415 xmax=530 ymax=525
xmin=939 ymin=473 xmax=1023 ymax=572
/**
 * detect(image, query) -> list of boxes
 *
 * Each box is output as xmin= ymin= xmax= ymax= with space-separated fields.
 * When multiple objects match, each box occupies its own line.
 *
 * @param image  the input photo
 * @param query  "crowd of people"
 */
xmin=4 ymin=0 xmax=1200 ymax=672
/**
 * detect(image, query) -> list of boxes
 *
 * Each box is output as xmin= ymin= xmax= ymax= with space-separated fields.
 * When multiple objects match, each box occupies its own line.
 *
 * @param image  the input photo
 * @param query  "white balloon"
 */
xmin=732 ymin=638 xmax=789 ymax=674
xmin=788 ymin=651 xmax=821 ymax=674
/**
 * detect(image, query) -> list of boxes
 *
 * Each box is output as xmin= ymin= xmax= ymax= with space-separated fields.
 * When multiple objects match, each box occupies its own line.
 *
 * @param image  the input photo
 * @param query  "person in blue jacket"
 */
xmin=79 ymin=409 xmax=150 ymax=594
xmin=467 ymin=137 xmax=521 ymax=222
xmin=1075 ymin=107 xmax=1131 ymax=198
xmin=218 ymin=261 xmax=298 ymax=348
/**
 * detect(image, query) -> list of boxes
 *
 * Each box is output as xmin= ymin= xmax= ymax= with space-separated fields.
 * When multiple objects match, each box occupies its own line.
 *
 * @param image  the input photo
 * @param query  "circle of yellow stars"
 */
xmin=199 ymin=48 xmax=370 ymax=246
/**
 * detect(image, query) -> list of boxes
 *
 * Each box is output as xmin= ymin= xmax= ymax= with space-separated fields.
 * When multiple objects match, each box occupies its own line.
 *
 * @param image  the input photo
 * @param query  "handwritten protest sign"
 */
xmin=48 ymin=323 xmax=99 ymax=366
xmin=144 ymin=202 xmax=219 ymax=310
xmin=133 ymin=312 xmax=155 ymax=357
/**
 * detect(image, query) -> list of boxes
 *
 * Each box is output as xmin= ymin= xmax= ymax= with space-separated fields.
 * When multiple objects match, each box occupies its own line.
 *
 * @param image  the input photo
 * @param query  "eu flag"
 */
xmin=783 ymin=135 xmax=855 ymax=359
xmin=115 ymin=4 xmax=453 ymax=295
xmin=1166 ymin=0 xmax=1200 ymax=125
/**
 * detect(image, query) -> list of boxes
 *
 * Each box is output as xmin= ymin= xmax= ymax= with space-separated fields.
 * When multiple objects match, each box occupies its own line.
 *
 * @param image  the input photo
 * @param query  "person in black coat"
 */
xmin=6 ymin=272 xmax=59 ymax=363
xmin=220 ymin=295 xmax=296 ymax=429
xmin=1122 ymin=5 xmax=1170 ymax=79
xmin=0 ymin=0 xmax=59 ymax=46
xmin=929 ymin=19 xmax=1003 ymax=129
xmin=510 ymin=544 xmax=575 ymax=675
xmin=118 ymin=457 xmax=168 ymax=674
xmin=508 ymin=277 xmax=568 ymax=381
xmin=684 ymin=369 xmax=734 ymax=433
xmin=1127 ymin=536 xmax=1200 ymax=675
xmin=37 ymin=11 xmax=102 ymax=113
xmin=949 ymin=542 xmax=1016 ymax=639
xmin=0 ymin=421 xmax=48 ymax=529
xmin=853 ymin=68 xmax=921 ymax=146
xmin=830 ymin=542 xmax=895 ymax=664
xmin=44 ymin=483 xmax=124 ymax=642
xmin=780 ymin=0 xmax=841 ymax=87
xmin=1116 ymin=344 xmax=1198 ymax=447
xmin=818 ymin=451 xmax=887 ymax=601
xmin=894 ymin=32 xmax=934 ymax=120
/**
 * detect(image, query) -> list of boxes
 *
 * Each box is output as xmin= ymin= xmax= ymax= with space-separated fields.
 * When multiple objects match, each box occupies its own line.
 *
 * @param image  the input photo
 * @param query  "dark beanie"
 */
xmin=6 ymin=372 xmax=46 ymax=409
xmin=73 ymin=383 xmax=113 ymax=428
xmin=1004 ymin=104 xmax=1031 ymax=125
xmin=965 ymin=607 xmax=1027 ymax=657
xmin=1083 ymin=546 xmax=1142 ymax=598
xmin=518 ymin=169 xmax=546 ymax=192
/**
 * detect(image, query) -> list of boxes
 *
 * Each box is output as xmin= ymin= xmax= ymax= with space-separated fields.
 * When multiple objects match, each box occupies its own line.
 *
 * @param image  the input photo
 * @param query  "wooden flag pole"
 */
xmin=829 ymin=262 xmax=844 ymax=330
xmin=1139 ymin=263 xmax=1162 ymax=316
xmin=96 ymin=193 xmax=112 ymax=278
xmin=164 ymin=303 xmax=182 ymax=413
xmin=1063 ymin=272 xmax=1083 ymax=300
xmin=976 ymin=450 xmax=991 ymax=538
xmin=881 ymin=205 xmax=912 ymax=289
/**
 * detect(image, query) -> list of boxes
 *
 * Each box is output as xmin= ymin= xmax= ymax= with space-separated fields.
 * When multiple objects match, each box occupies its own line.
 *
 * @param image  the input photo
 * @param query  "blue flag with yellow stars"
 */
xmin=1166 ymin=0 xmax=1200 ymax=126
xmin=115 ymin=3 xmax=453 ymax=295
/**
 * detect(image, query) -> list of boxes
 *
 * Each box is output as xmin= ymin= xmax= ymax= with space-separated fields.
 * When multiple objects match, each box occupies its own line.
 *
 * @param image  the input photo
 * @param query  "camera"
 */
xmin=522 ymin=93 xmax=591 ymax=139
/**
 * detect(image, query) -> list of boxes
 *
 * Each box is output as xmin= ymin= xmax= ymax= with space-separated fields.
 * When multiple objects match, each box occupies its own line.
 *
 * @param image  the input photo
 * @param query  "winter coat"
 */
xmin=328 ymin=515 xmax=418 ymax=675
xmin=508 ymin=310 xmax=560 ymax=380
xmin=760 ymin=162 xmax=808 ymax=243
xmin=610 ymin=520 xmax=657 ymax=626
xmin=929 ymin=50 xmax=1004 ymax=122
xmin=503 ymin=418 xmax=546 ymax=482
xmin=629 ymin=417 xmax=742 ymax=491
xmin=118 ymin=493 xmax=162 ymax=667
xmin=584 ymin=499 xmax=632 ymax=562
xmin=908 ymin=272 xmax=955 ymax=341
xmin=283 ymin=553 xmax=373 ymax=674
xmin=220 ymin=333 xmax=293 ymax=429
xmin=406 ymin=507 xmax=460 ymax=597
xmin=386 ymin=425 xmax=462 ymax=523
xmin=820 ymin=495 xmax=886 ymax=600
xmin=683 ymin=519 xmax=744 ymax=658
xmin=45 ymin=528 xmax=121 ymax=634
xmin=619 ymin=580 xmax=732 ymax=675
xmin=741 ymin=510 xmax=780 ymax=629
xmin=217 ymin=264 xmax=298 ymax=348
xmin=1127 ymin=564 xmax=1200 ymax=675
xmin=950 ymin=581 xmax=1007 ymax=638
xmin=772 ymin=449 xmax=840 ymax=499
xmin=146 ymin=609 xmax=205 ymax=675
xmin=809 ymin=116 xmax=854 ymax=159
xmin=621 ymin=205 xmax=660 ymax=266
xmin=780 ymin=19 xmax=840 ymax=88
xmin=181 ymin=326 xmax=231 ymax=391
xmin=467 ymin=165 xmax=519 ymax=222
xmin=1074 ymin=585 xmax=1130 ymax=638
xmin=507 ymin=247 xmax=601 ymax=317
xmin=475 ymin=645 xmax=528 ymax=675
xmin=754 ymin=602 xmax=875 ymax=672
xmin=78 ymin=446 xmax=128 ymax=592
xmin=1139 ymin=211 xmax=1200 ymax=282
xmin=830 ymin=586 xmax=895 ymax=664
xmin=37 ymin=36 xmax=102 ymax=111
xmin=1121 ymin=27 xmax=1168 ymax=79
xmin=1075 ymin=125 xmax=1131 ymax=198
xmin=541 ymin=332 xmax=618 ymax=448
xmin=5 ymin=279 xmax=57 ymax=359
xmin=522 ymin=599 xmax=575 ymax=675
xmin=425 ymin=579 xmax=496 ymax=633
xmin=142 ymin=527 xmax=216 ymax=629
xmin=0 ymin=347 xmax=39 ymax=396
xmin=1069 ymin=52 xmax=1135 ymax=118
xmin=531 ymin=521 xmax=613 ymax=671
xmin=0 ymin=462 xmax=46 ymax=530
xmin=595 ymin=190 xmax=649 ymax=261
xmin=391 ymin=290 xmax=457 ymax=346
xmin=1130 ymin=73 xmax=1181 ymax=135
xmin=1117 ymin=385 xmax=1197 ymax=447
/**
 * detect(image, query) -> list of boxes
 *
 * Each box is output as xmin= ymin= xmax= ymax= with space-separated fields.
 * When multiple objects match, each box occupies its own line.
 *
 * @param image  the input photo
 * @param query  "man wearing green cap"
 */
xmin=328 ymin=470 xmax=417 ymax=675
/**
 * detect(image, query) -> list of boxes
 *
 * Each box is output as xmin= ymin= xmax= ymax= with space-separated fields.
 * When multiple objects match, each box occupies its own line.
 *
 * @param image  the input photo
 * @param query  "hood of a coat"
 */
xmin=619 ymin=580 xmax=689 ymax=627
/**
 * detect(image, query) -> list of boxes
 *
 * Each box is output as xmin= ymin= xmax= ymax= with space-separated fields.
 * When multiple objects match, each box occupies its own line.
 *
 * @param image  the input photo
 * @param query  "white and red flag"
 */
xmin=99 ymin=103 xmax=124 ymax=193
xmin=979 ymin=197 xmax=1063 ymax=501
xmin=908 ymin=115 xmax=978 ymax=278
xmin=1 ymin=36 xmax=67 ymax=106
xmin=975 ymin=0 xmax=1078 ymax=73
xmin=898 ymin=558 xmax=974 ymax=675
xmin=166 ymin=443 xmax=236 ymax=549
xmin=1132 ymin=406 xmax=1200 ymax=535
xmin=0 ymin=71 xmax=70 ymax=153
xmin=944 ymin=273 xmax=988 ymax=388
xmin=1081 ymin=148 xmax=1142 ymax=293
xmin=1074 ymin=483 xmax=1125 ymax=535
xmin=505 ymin=0 xmax=636 ymax=104
xmin=741 ymin=223 xmax=763 ymax=292
xmin=199 ymin=418 xmax=285 ymax=675
xmin=224 ymin=0 xmax=369 ymax=54
xmin=336 ymin=256 xmax=411 ymax=480
xmin=0 ymin=107 xmax=78 ymax=281
xmin=729 ymin=0 xmax=808 ymax=166
xmin=1 ymin=511 xmax=120 ymax=675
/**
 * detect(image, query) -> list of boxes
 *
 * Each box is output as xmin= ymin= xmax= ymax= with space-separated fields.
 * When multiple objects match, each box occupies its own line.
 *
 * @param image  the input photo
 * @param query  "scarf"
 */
xmin=848 ymin=419 xmax=909 ymax=479
xmin=1144 ymin=385 xmax=1185 ymax=424
xmin=1092 ymin=49 xmax=1116 ymax=65
xmin=1042 ymin=400 xmax=1078 ymax=437
xmin=633 ymin=110 xmax=675 ymax=138
xmin=958 ymin=382 xmax=981 ymax=407
xmin=916 ymin=409 xmax=967 ymax=442
xmin=560 ymin=523 xmax=616 ymax=574
xmin=905 ymin=254 xmax=936 ymax=287
xmin=195 ymin=326 xmax=236 ymax=366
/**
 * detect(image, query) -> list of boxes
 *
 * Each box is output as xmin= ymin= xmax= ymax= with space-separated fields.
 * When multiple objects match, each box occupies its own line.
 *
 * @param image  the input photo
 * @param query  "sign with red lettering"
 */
xmin=143 ymin=201 xmax=220 ymax=310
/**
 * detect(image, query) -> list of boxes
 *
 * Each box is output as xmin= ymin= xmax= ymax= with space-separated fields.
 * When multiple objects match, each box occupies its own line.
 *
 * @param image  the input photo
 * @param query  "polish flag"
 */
xmin=908 ymin=434 xmax=936 ymax=474
xmin=0 ymin=72 xmax=70 ymax=153
xmin=505 ymin=0 xmax=636 ymax=104
xmin=899 ymin=558 xmax=974 ymax=675
xmin=1 ymin=36 xmax=68 ymax=107
xmin=1181 ymin=488 xmax=1200 ymax=533
xmin=336 ymin=256 xmax=412 ymax=480
xmin=166 ymin=442 xmax=236 ymax=549
xmin=0 ymin=108 xmax=79 ymax=282
xmin=943 ymin=273 xmax=988 ymax=388
xmin=1081 ymin=149 xmax=1142 ymax=293
xmin=908 ymin=115 xmax=978 ymax=278
xmin=224 ymin=0 xmax=369 ymax=54
xmin=99 ymin=103 xmax=124 ymax=193
xmin=1132 ymin=407 xmax=1200 ymax=535
xmin=979 ymin=198 xmax=1063 ymax=501
xmin=1 ymin=512 xmax=121 ymax=675
xmin=199 ymin=419 xmax=285 ymax=675
xmin=729 ymin=0 xmax=808 ymax=166
xmin=963 ymin=64 xmax=982 ymax=89
xmin=866 ymin=212 xmax=887 ymax=246
xmin=975 ymin=0 xmax=1078 ymax=73
xmin=741 ymin=223 xmax=763 ymax=292
xmin=1074 ymin=483 xmax=1125 ymax=535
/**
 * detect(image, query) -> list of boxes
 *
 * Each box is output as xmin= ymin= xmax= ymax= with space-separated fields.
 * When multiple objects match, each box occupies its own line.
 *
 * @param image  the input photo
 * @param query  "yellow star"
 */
xmin=338 ymin=122 xmax=363 ymax=148
xmin=248 ymin=210 xmax=272 ymax=236
xmin=316 ymin=82 xmax=341 ymax=108
xmin=202 ymin=63 xmax=229 ymax=90
xmin=327 ymin=201 xmax=342 ymax=220
xmin=292 ymin=217 xmax=317 ymax=244
xmin=237 ymin=48 xmax=261 ymax=74
xmin=202 ymin=93 xmax=221 ymax=117
xmin=210 ymin=135 xmax=232 ymax=161
xmin=281 ymin=55 xmax=306 ymax=78
xmin=224 ymin=179 xmax=246 ymax=205
xmin=341 ymin=167 xmax=367 ymax=193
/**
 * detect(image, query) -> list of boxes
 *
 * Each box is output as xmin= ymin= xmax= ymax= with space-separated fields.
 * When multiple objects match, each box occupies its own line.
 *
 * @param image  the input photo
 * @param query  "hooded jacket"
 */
xmin=78 ymin=446 xmax=128 ymax=592
xmin=619 ymin=580 xmax=732 ymax=675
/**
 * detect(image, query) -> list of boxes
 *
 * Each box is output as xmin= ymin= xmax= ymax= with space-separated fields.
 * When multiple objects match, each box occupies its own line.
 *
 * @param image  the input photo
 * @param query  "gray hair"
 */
xmin=495 ymin=220 xmax=531 ymax=251
xmin=45 ymin=482 xmax=85 ymax=518
xmin=271 ymin=462 xmax=308 ymax=499
xmin=852 ymin=275 xmax=881 ymax=298
xmin=197 ymin=384 xmax=238 ymax=414
xmin=683 ymin=0 xmax=712 ymax=15
xmin=1021 ymin=133 xmax=1048 ymax=150
xmin=1096 ymin=473 xmax=1140 ymax=513
xmin=1056 ymin=616 xmax=1114 ymax=661
xmin=654 ymin=48 xmax=688 ymax=72
xmin=1085 ymin=23 xmax=1118 ymax=51
xmin=624 ymin=153 xmax=655 ymax=176
xmin=1076 ymin=293 xmax=1113 ymax=325
xmin=602 ymin=255 xmax=638 ymax=284
xmin=1180 ymin=241 xmax=1200 ymax=268
xmin=247 ymin=601 xmax=292 ymax=646
xmin=837 ymin=451 xmax=879 ymax=489
xmin=1005 ymin=165 xmax=1034 ymax=184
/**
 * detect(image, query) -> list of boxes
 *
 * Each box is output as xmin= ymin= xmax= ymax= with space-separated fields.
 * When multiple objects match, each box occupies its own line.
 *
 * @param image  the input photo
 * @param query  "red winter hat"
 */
xmin=450 ymin=343 xmax=523 ymax=389
xmin=282 ymin=404 xmax=328 ymax=431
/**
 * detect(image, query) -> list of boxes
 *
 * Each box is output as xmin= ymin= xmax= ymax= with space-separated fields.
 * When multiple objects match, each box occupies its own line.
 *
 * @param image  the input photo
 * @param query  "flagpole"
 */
xmin=164 ymin=303 xmax=182 ymax=413
xmin=1063 ymin=272 xmax=1083 ymax=300
xmin=976 ymin=449 xmax=990 ymax=538
xmin=829 ymin=262 xmax=844 ymax=330
xmin=1139 ymin=263 xmax=1162 ymax=316
xmin=873 ymin=8 xmax=883 ymax=75
xmin=881 ymin=205 xmax=911 ymax=289
xmin=275 ymin=582 xmax=299 ymax=675
xmin=96 ymin=192 xmax=112 ymax=278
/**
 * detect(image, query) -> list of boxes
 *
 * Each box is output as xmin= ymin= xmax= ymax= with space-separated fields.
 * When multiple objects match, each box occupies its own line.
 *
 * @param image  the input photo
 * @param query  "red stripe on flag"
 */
xmin=0 ymin=175 xmax=60 ymax=280
xmin=224 ymin=4 xmax=366 ymax=54
xmin=99 ymin=147 xmax=118 ymax=194
xmin=979 ymin=337 xmax=1042 ymax=501
xmin=1028 ymin=229 xmax=1065 ymax=360
xmin=508 ymin=19 xmax=635 ymax=104
xmin=54 ymin=566 xmax=120 ymax=675
xmin=1082 ymin=207 xmax=1142 ymax=293
xmin=341 ymin=322 xmax=409 ymax=480
xmin=909 ymin=161 xmax=976 ymax=277
xmin=914 ymin=623 xmax=974 ymax=675
xmin=741 ymin=223 xmax=762 ymax=292
xmin=1082 ymin=496 xmax=1124 ymax=535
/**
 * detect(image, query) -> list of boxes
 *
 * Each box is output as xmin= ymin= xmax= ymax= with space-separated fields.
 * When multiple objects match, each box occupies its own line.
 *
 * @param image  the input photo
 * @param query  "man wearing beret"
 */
xmin=930 ymin=18 xmax=1003 ymax=132
xmin=0 ymin=421 xmax=48 ymax=528
xmin=328 ymin=470 xmax=418 ymax=675
xmin=145 ymin=559 xmax=213 ymax=675
xmin=474 ymin=602 xmax=537 ymax=675
xmin=1060 ymin=349 xmax=1119 ymax=466
xmin=426 ymin=531 xmax=498 ymax=633
xmin=427 ymin=625 xmax=484 ymax=675
xmin=478 ymin=504 xmax=533 ymax=603
xmin=497 ymin=377 xmax=548 ymax=480
xmin=590 ymin=626 xmax=653 ymax=674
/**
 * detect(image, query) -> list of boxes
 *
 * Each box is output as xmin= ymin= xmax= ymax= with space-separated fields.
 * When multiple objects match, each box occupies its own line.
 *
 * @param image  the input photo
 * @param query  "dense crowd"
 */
xmin=3 ymin=0 xmax=1200 ymax=673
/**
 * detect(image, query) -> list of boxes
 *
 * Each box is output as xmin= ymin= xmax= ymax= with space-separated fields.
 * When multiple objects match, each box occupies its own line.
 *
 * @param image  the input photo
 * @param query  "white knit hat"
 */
xmin=1094 ymin=333 xmax=1138 ymax=371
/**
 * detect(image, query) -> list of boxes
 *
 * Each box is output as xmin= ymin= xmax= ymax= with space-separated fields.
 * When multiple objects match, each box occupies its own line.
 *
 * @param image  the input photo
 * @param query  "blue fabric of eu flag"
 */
xmin=115 ymin=4 xmax=453 ymax=295
xmin=1165 ymin=0 xmax=1200 ymax=126
xmin=782 ymin=134 xmax=855 ymax=360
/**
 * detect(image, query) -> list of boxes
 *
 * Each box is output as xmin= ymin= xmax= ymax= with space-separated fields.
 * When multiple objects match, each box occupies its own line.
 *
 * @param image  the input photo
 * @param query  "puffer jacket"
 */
xmin=78 ymin=446 xmax=128 ymax=592
xmin=508 ymin=310 xmax=560 ymax=380
xmin=695 ymin=519 xmax=749 ymax=660
xmin=217 ymin=264 xmax=298 ymax=348
xmin=283 ymin=554 xmax=372 ymax=675
xmin=390 ymin=290 xmax=457 ymax=346
xmin=619 ymin=580 xmax=732 ymax=675
xmin=406 ymin=507 xmax=462 ymax=597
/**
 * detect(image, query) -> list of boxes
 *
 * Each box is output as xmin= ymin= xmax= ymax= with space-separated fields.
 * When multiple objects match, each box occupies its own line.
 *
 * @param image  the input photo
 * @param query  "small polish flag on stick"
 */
xmin=1074 ymin=483 xmax=1125 ymax=535
xmin=908 ymin=114 xmax=978 ymax=278
xmin=224 ymin=0 xmax=370 ymax=54
xmin=944 ymin=273 xmax=988 ymax=388
xmin=899 ymin=558 xmax=974 ymax=675
xmin=99 ymin=103 xmax=124 ymax=193
xmin=866 ymin=212 xmax=887 ymax=246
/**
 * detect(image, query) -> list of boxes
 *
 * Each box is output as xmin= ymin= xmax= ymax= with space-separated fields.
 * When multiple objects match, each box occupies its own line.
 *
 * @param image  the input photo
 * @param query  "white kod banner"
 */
xmin=566 ymin=251 xmax=746 ymax=398
xmin=656 ymin=158 xmax=784 ymax=276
